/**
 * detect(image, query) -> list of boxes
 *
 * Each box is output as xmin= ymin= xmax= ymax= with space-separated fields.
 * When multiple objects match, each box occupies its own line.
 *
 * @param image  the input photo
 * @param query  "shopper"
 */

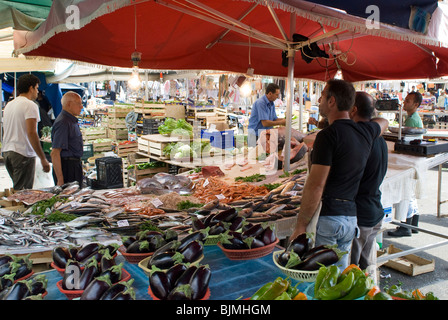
xmin=289 ymin=79 xmax=388 ymax=271
xmin=349 ymin=92 xmax=388 ymax=279
xmin=388 ymin=91 xmax=423 ymax=237
xmin=247 ymin=83 xmax=286 ymax=147
xmin=2 ymin=74 xmax=51 ymax=190
xmin=51 ymin=91 xmax=84 ymax=187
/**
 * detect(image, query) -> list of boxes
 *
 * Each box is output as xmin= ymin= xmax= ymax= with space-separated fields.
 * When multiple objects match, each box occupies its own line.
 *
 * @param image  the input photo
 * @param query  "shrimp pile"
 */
xmin=193 ymin=177 xmax=270 ymax=203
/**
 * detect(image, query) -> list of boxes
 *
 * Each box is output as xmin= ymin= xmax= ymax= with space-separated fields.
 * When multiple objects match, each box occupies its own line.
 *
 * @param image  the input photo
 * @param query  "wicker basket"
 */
xmin=217 ymin=238 xmax=279 ymax=261
xmin=56 ymin=268 xmax=131 ymax=300
xmin=272 ymin=250 xmax=319 ymax=282
xmin=148 ymin=286 xmax=210 ymax=300
xmin=118 ymin=245 xmax=154 ymax=264
xmin=204 ymin=235 xmax=220 ymax=246
xmin=138 ymin=255 xmax=204 ymax=277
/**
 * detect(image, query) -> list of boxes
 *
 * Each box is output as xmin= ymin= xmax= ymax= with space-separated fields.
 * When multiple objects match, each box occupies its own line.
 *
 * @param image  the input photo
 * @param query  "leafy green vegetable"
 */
xmin=46 ymin=211 xmax=77 ymax=222
xmin=176 ymin=200 xmax=204 ymax=210
xmin=263 ymin=183 xmax=282 ymax=191
xmin=235 ymin=174 xmax=266 ymax=183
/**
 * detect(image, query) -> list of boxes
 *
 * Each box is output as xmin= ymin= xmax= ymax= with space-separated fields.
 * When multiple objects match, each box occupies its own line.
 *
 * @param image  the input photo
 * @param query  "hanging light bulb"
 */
xmin=240 ymin=79 xmax=252 ymax=97
xmin=128 ymin=51 xmax=142 ymax=91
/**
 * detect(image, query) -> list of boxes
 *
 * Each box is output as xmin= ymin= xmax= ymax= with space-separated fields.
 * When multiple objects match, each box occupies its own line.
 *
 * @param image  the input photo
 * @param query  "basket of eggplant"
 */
xmin=51 ymin=242 xmax=120 ymax=275
xmin=0 ymin=274 xmax=48 ymax=300
xmin=148 ymin=263 xmax=211 ymax=300
xmin=0 ymin=254 xmax=34 ymax=284
xmin=119 ymin=229 xmax=178 ymax=263
xmin=56 ymin=249 xmax=131 ymax=300
xmin=216 ymin=222 xmax=279 ymax=260
xmin=191 ymin=207 xmax=245 ymax=246
xmin=138 ymin=230 xmax=205 ymax=276
xmin=273 ymin=233 xmax=347 ymax=282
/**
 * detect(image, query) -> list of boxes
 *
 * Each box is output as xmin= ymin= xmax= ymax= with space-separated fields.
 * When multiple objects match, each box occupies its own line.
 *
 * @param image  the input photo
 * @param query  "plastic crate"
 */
xmin=201 ymin=129 xmax=234 ymax=149
xmin=95 ymin=156 xmax=123 ymax=189
xmin=81 ymin=144 xmax=94 ymax=162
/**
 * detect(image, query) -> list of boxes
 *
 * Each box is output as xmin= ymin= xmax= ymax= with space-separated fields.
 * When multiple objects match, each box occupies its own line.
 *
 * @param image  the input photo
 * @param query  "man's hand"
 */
xmin=41 ymin=158 xmax=51 ymax=173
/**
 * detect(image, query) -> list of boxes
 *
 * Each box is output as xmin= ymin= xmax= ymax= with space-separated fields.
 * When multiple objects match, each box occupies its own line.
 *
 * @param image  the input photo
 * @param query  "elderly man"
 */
xmin=51 ymin=91 xmax=84 ymax=186
xmin=290 ymin=80 xmax=388 ymax=271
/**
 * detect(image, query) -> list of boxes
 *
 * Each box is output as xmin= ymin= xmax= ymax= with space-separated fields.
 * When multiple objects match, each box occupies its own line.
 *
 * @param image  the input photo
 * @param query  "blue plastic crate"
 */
xmin=201 ymin=129 xmax=234 ymax=149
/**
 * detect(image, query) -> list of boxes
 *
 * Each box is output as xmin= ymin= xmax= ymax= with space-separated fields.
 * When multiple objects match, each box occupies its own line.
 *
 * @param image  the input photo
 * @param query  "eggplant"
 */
xmin=78 ymin=258 xmax=99 ymax=290
xmin=294 ymin=248 xmax=345 ymax=271
xmin=300 ymin=245 xmax=334 ymax=261
xmin=2 ymin=281 xmax=30 ymax=300
xmin=203 ymin=213 xmax=217 ymax=227
xmin=52 ymin=247 xmax=71 ymax=268
xmin=0 ymin=273 xmax=15 ymax=291
xmin=180 ymin=240 xmax=203 ymax=263
xmin=12 ymin=259 xmax=32 ymax=280
xmin=80 ymin=275 xmax=112 ymax=300
xmin=243 ymin=237 xmax=265 ymax=249
xmin=222 ymin=236 xmax=246 ymax=250
xmin=166 ymin=264 xmax=188 ymax=288
xmin=287 ymin=233 xmax=311 ymax=257
xmin=103 ymin=243 xmax=119 ymax=256
xmin=177 ymin=231 xmax=206 ymax=252
xmin=242 ymin=223 xmax=265 ymax=239
xmin=0 ymin=262 xmax=12 ymax=277
xmin=228 ymin=216 xmax=244 ymax=231
xmin=163 ymin=229 xmax=178 ymax=242
xmin=149 ymin=251 xmax=177 ymax=270
xmin=0 ymin=255 xmax=13 ymax=267
xmin=208 ymin=222 xmax=226 ymax=236
xmin=167 ymin=284 xmax=193 ymax=300
xmin=150 ymin=240 xmax=179 ymax=261
xmin=174 ymin=265 xmax=197 ymax=288
xmin=100 ymin=250 xmax=116 ymax=271
xmin=241 ymin=223 xmax=254 ymax=233
xmin=126 ymin=240 xmax=150 ymax=254
xmin=101 ymin=279 xmax=134 ymax=300
xmin=276 ymin=250 xmax=290 ymax=267
xmin=76 ymin=243 xmax=101 ymax=262
xmin=212 ymin=208 xmax=238 ymax=223
xmin=260 ymin=226 xmax=276 ymax=245
xmin=100 ymin=263 xmax=123 ymax=284
xmin=122 ymin=237 xmax=136 ymax=248
xmin=29 ymin=275 xmax=48 ymax=296
xmin=137 ymin=230 xmax=163 ymax=242
xmin=147 ymin=235 xmax=167 ymax=252
xmin=62 ymin=260 xmax=82 ymax=290
xmin=149 ymin=270 xmax=171 ymax=299
xmin=69 ymin=246 xmax=79 ymax=259
xmin=112 ymin=288 xmax=135 ymax=300
xmin=191 ymin=217 xmax=206 ymax=231
xmin=189 ymin=265 xmax=211 ymax=300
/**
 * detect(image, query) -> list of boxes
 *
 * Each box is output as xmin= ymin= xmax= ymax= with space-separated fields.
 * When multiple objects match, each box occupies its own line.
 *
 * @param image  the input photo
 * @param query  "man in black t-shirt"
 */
xmin=349 ymin=92 xmax=388 ymax=278
xmin=290 ymin=80 xmax=388 ymax=271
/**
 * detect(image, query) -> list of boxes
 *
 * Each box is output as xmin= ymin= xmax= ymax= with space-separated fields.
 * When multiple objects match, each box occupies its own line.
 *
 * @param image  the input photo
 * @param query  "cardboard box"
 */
xmin=377 ymin=245 xmax=435 ymax=276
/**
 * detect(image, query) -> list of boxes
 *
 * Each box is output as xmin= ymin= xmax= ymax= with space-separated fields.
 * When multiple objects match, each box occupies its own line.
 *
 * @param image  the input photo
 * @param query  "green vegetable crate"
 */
xmin=138 ymin=134 xmax=191 ymax=158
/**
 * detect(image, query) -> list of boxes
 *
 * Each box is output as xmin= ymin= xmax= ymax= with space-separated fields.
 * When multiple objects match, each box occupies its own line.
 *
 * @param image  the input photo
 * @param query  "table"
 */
xmin=41 ymin=245 xmax=310 ymax=300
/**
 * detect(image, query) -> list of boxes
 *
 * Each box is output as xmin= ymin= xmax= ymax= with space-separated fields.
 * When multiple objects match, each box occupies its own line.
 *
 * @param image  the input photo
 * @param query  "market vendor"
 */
xmin=388 ymin=91 xmax=423 ymax=237
xmin=289 ymin=79 xmax=389 ymax=271
xmin=247 ymin=83 xmax=286 ymax=147
xmin=51 ymin=91 xmax=84 ymax=187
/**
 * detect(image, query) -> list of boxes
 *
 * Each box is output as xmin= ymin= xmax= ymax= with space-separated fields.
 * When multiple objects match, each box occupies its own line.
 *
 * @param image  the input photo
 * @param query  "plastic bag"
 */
xmin=33 ymin=160 xmax=55 ymax=189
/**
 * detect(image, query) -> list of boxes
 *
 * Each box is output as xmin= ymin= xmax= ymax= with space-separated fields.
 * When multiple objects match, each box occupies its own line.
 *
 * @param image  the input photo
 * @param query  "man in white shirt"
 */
xmin=2 ymin=74 xmax=51 ymax=190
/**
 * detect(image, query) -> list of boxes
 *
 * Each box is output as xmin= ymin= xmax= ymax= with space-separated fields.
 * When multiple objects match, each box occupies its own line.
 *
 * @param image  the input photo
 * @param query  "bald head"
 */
xmin=351 ymin=91 xmax=375 ymax=121
xmin=61 ymin=91 xmax=83 ymax=116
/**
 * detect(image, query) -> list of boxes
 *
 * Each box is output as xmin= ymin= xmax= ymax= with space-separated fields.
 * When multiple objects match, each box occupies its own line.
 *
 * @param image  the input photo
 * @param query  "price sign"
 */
xmin=151 ymin=198 xmax=163 ymax=208
xmin=117 ymin=220 xmax=129 ymax=227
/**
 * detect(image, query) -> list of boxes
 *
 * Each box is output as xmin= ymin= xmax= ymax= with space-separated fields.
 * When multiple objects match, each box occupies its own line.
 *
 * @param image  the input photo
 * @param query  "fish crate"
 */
xmin=81 ymin=127 xmax=108 ymax=142
xmin=377 ymin=244 xmax=435 ymax=276
xmin=95 ymin=156 xmax=123 ymax=189
xmin=108 ymin=128 xmax=129 ymax=141
xmin=115 ymin=141 xmax=138 ymax=157
xmin=138 ymin=134 xmax=191 ymax=157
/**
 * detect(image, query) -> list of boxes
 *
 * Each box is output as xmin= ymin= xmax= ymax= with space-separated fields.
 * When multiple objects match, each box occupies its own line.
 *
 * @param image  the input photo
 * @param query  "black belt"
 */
xmin=61 ymin=157 xmax=81 ymax=161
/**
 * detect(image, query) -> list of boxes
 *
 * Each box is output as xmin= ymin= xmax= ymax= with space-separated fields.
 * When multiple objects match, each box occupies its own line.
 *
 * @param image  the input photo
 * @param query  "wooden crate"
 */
xmin=128 ymin=165 xmax=169 ymax=182
xmin=108 ymin=105 xmax=134 ymax=118
xmin=108 ymin=116 xmax=127 ymax=129
xmin=115 ymin=141 xmax=138 ymax=157
xmin=82 ymin=128 xmax=107 ymax=142
xmin=108 ymin=128 xmax=129 ymax=141
xmin=138 ymin=134 xmax=191 ymax=158
xmin=377 ymin=244 xmax=435 ymax=276
xmin=93 ymin=141 xmax=113 ymax=152
xmin=135 ymin=103 xmax=166 ymax=117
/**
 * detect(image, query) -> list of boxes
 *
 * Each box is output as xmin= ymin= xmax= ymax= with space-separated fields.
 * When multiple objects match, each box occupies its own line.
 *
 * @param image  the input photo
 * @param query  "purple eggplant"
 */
xmin=0 ymin=255 xmax=13 ymax=266
xmin=242 ymin=223 xmax=265 ymax=239
xmin=0 ymin=273 xmax=15 ymax=291
xmin=163 ymin=229 xmax=178 ymax=242
xmin=147 ymin=235 xmax=167 ymax=252
xmin=294 ymin=248 xmax=346 ymax=271
xmin=52 ymin=247 xmax=71 ymax=268
xmin=167 ymin=284 xmax=193 ymax=300
xmin=126 ymin=240 xmax=151 ymax=253
xmin=100 ymin=279 xmax=134 ymax=300
xmin=260 ymin=226 xmax=276 ymax=245
xmin=76 ymin=243 xmax=101 ymax=262
xmin=191 ymin=217 xmax=206 ymax=231
xmin=212 ymin=208 xmax=238 ymax=223
xmin=243 ymin=237 xmax=265 ymax=249
xmin=100 ymin=250 xmax=116 ymax=271
xmin=229 ymin=216 xmax=244 ymax=231
xmin=208 ymin=222 xmax=226 ymax=235
xmin=166 ymin=264 xmax=188 ymax=288
xmin=12 ymin=259 xmax=32 ymax=280
xmin=2 ymin=281 xmax=30 ymax=300
xmin=276 ymin=250 xmax=290 ymax=267
xmin=180 ymin=240 xmax=203 ymax=263
xmin=149 ymin=251 xmax=177 ymax=270
xmin=78 ymin=258 xmax=99 ymax=290
xmin=80 ymin=275 xmax=112 ymax=300
xmin=287 ymin=233 xmax=311 ymax=257
xmin=29 ymin=275 xmax=48 ymax=296
xmin=189 ymin=265 xmax=211 ymax=300
xmin=100 ymin=263 xmax=123 ymax=284
xmin=203 ymin=213 xmax=217 ymax=227
xmin=149 ymin=270 xmax=171 ymax=299
xmin=111 ymin=288 xmax=135 ymax=300
xmin=177 ymin=231 xmax=206 ymax=252
xmin=123 ymin=237 xmax=136 ymax=248
xmin=0 ymin=262 xmax=12 ymax=277
xmin=300 ymin=244 xmax=335 ymax=261
xmin=174 ymin=265 xmax=197 ymax=288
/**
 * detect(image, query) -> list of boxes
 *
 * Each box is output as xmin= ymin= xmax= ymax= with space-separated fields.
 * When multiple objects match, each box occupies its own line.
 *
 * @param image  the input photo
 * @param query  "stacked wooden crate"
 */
xmin=108 ymin=104 xmax=133 ymax=141
xmin=138 ymin=134 xmax=191 ymax=159
xmin=114 ymin=141 xmax=139 ymax=157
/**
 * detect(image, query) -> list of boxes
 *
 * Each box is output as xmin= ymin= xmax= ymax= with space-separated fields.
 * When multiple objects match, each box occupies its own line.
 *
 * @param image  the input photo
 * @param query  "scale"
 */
xmin=394 ymin=139 xmax=448 ymax=156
